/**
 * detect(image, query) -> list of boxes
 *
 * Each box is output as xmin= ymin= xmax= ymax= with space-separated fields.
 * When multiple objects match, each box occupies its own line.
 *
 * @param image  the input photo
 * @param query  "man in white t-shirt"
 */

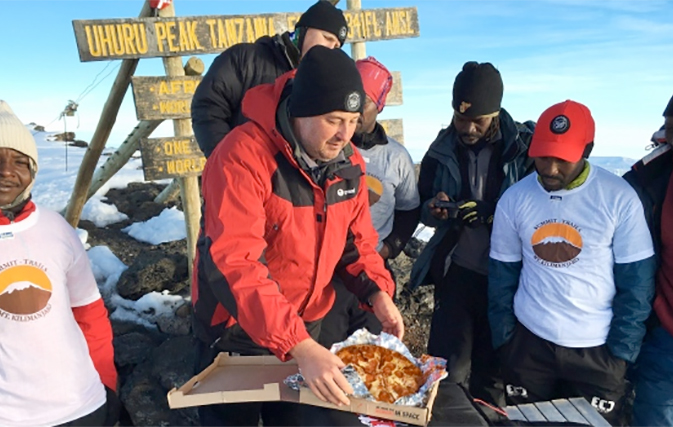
xmin=0 ymin=100 xmax=118 ymax=427
xmin=488 ymin=100 xmax=656 ymax=424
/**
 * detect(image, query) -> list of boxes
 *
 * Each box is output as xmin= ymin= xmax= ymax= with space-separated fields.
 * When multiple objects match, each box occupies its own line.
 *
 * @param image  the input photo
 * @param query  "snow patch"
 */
xmin=122 ymin=207 xmax=186 ymax=245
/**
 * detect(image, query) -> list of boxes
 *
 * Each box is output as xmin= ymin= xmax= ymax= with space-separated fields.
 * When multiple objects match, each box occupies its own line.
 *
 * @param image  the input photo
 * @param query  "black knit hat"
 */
xmin=452 ymin=61 xmax=504 ymax=118
xmin=295 ymin=1 xmax=348 ymax=47
xmin=664 ymin=94 xmax=673 ymax=117
xmin=289 ymin=46 xmax=364 ymax=118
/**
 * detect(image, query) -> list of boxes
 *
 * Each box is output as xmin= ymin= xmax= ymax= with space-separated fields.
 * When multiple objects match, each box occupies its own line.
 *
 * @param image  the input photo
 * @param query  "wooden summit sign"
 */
xmin=140 ymin=136 xmax=205 ymax=181
xmin=73 ymin=7 xmax=419 ymax=61
xmin=131 ymin=73 xmax=403 ymax=121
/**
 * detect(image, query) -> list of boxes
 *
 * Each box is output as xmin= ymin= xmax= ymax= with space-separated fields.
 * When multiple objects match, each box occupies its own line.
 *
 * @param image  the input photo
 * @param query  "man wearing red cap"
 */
xmin=626 ymin=93 xmax=673 ymax=426
xmin=318 ymin=57 xmax=420 ymax=348
xmin=489 ymin=100 xmax=656 ymax=423
xmin=192 ymin=1 xmax=349 ymax=158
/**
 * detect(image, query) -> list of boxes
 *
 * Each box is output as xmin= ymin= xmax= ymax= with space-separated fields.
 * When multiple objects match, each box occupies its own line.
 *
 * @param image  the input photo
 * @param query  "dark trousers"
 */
xmin=427 ymin=263 xmax=504 ymax=407
xmin=56 ymin=401 xmax=108 ymax=426
xmin=501 ymin=322 xmax=627 ymax=426
xmin=318 ymin=276 xmax=382 ymax=349
xmin=196 ymin=322 xmax=322 ymax=427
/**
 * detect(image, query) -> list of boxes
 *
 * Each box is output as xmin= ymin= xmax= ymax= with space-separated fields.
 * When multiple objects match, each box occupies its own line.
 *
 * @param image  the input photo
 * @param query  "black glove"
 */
xmin=457 ymin=200 xmax=495 ymax=228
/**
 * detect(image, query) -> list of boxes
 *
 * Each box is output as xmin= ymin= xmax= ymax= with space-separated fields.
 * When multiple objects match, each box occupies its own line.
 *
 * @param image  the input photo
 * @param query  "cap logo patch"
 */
xmin=459 ymin=101 xmax=471 ymax=114
xmin=339 ymin=26 xmax=347 ymax=41
xmin=550 ymin=115 xmax=570 ymax=134
xmin=346 ymin=92 xmax=361 ymax=112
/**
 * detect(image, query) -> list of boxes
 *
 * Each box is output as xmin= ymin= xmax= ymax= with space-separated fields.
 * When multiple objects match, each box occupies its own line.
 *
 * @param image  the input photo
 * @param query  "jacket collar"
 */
xmin=352 ymin=122 xmax=388 ymax=150
xmin=427 ymin=108 xmax=529 ymax=166
xmin=0 ymin=200 xmax=36 ymax=226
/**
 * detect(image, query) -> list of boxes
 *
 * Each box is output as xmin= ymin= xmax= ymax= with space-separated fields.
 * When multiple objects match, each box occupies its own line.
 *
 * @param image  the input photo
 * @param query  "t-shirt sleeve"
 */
xmin=393 ymin=146 xmax=421 ymax=211
xmin=65 ymin=227 xmax=102 ymax=308
xmin=613 ymin=187 xmax=655 ymax=264
xmin=490 ymin=194 xmax=523 ymax=262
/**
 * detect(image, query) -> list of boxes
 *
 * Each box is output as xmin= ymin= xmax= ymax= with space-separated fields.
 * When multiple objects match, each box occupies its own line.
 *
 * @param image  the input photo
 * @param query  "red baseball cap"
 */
xmin=355 ymin=57 xmax=393 ymax=112
xmin=529 ymin=100 xmax=595 ymax=163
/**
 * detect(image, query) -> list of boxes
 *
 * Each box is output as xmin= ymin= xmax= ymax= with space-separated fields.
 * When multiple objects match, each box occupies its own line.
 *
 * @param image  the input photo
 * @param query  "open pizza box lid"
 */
xmin=167 ymin=352 xmax=440 ymax=426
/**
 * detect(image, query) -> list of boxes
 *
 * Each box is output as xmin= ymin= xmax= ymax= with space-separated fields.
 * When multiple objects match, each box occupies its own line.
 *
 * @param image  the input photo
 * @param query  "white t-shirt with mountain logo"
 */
xmin=490 ymin=164 xmax=654 ymax=347
xmin=0 ymin=206 xmax=106 ymax=427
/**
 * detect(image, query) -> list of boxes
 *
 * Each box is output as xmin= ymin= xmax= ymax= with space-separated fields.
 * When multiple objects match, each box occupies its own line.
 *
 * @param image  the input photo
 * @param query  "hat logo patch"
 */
xmin=346 ymin=92 xmax=361 ymax=112
xmin=550 ymin=115 xmax=570 ymax=134
xmin=339 ymin=26 xmax=347 ymax=40
xmin=459 ymin=101 xmax=471 ymax=114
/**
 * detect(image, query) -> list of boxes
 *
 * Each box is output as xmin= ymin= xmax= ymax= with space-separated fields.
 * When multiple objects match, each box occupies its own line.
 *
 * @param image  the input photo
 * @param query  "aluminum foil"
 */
xmin=284 ymin=328 xmax=447 ymax=408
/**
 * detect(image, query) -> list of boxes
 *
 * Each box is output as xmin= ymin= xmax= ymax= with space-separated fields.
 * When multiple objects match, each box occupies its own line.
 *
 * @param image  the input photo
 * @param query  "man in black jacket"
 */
xmin=192 ymin=1 xmax=348 ymax=157
xmin=409 ymin=62 xmax=535 ymax=407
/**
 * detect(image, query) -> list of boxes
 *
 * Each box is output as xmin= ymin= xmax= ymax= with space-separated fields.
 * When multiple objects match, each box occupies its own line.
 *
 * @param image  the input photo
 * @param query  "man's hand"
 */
xmin=289 ymin=339 xmax=353 ymax=406
xmin=378 ymin=243 xmax=391 ymax=260
xmin=429 ymin=192 xmax=452 ymax=220
xmin=457 ymin=200 xmax=494 ymax=228
xmin=370 ymin=291 xmax=404 ymax=340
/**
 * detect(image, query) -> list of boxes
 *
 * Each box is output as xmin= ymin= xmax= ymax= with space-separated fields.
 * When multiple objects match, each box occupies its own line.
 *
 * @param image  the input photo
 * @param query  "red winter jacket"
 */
xmin=192 ymin=72 xmax=395 ymax=360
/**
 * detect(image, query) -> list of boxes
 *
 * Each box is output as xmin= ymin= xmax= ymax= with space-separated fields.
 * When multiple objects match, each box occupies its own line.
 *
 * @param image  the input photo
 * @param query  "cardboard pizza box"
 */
xmin=167 ymin=353 xmax=440 ymax=426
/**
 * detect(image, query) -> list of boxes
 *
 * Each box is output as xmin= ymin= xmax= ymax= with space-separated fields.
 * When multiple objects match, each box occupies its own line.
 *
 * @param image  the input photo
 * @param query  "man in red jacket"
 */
xmin=0 ymin=100 xmax=118 ymax=427
xmin=193 ymin=46 xmax=401 ymax=426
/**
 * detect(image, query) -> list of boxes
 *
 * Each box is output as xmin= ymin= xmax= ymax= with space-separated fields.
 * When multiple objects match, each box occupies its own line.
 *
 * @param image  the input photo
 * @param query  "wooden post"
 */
xmin=347 ymin=0 xmax=366 ymax=60
xmin=64 ymin=1 xmax=153 ymax=227
xmin=154 ymin=178 xmax=181 ymax=204
xmin=158 ymin=2 xmax=201 ymax=281
xmin=87 ymin=120 xmax=162 ymax=199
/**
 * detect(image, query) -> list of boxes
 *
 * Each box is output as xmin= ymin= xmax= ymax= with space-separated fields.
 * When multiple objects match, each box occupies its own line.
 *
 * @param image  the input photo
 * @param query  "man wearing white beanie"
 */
xmin=0 ymin=100 xmax=119 ymax=426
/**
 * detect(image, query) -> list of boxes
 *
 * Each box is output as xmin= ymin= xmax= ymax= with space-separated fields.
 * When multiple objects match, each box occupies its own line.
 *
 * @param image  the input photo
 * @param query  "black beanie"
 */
xmin=295 ymin=1 xmax=348 ymax=47
xmin=452 ymin=61 xmax=504 ymax=118
xmin=664 ymin=94 xmax=673 ymax=117
xmin=289 ymin=46 xmax=364 ymax=118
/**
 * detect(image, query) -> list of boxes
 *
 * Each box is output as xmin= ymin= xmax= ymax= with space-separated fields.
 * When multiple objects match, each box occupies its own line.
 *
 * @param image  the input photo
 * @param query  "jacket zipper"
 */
xmin=297 ymin=191 xmax=328 ymax=316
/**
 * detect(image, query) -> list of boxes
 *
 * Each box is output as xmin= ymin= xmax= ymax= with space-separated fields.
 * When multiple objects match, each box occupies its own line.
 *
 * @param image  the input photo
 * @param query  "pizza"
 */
xmin=336 ymin=344 xmax=424 ymax=403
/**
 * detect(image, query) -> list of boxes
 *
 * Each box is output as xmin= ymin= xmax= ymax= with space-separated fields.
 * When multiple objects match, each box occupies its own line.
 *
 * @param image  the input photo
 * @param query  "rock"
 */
xmin=175 ymin=302 xmax=192 ymax=318
xmin=149 ymin=336 xmax=198 ymax=390
xmin=116 ymin=249 xmax=189 ymax=300
xmin=32 ymin=124 xmax=45 ymax=132
xmin=53 ymin=131 xmax=76 ymax=141
xmin=69 ymin=139 xmax=88 ymax=148
xmin=156 ymin=312 xmax=191 ymax=336
xmin=105 ymin=183 xmax=177 ymax=223
xmin=114 ymin=331 xmax=158 ymax=367
xmin=121 ymin=360 xmax=198 ymax=427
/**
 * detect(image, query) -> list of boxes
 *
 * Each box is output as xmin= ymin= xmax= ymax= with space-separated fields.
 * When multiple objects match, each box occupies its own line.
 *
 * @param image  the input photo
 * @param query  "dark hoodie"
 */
xmin=191 ymin=33 xmax=300 ymax=158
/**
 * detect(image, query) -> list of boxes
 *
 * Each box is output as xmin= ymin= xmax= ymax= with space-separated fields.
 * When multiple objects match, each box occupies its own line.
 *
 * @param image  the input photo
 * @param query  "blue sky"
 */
xmin=2 ymin=0 xmax=672 ymax=162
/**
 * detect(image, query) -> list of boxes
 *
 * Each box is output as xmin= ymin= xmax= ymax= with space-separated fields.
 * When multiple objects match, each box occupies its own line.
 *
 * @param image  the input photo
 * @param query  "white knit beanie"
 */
xmin=0 ymin=100 xmax=38 ymax=210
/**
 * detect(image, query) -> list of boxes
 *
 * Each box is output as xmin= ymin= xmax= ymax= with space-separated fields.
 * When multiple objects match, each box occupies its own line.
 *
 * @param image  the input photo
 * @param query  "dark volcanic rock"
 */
xmin=105 ymin=182 xmax=181 ymax=223
xmin=150 ymin=336 xmax=199 ymax=390
xmin=114 ymin=332 xmax=159 ymax=367
xmin=69 ymin=139 xmax=89 ymax=148
xmin=116 ymin=249 xmax=189 ymax=300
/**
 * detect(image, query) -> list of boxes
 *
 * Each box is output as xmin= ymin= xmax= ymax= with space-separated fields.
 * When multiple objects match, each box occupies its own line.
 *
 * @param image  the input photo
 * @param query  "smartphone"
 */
xmin=433 ymin=200 xmax=460 ymax=218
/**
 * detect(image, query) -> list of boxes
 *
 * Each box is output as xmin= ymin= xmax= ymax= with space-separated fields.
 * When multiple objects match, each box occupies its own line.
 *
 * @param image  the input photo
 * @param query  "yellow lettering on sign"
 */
xmin=253 ymin=17 xmax=269 ymax=38
xmin=405 ymin=10 xmax=415 ymax=34
xmin=170 ymin=80 xmax=182 ymax=94
xmin=112 ymin=24 xmax=125 ymax=55
xmin=165 ymin=21 xmax=179 ymax=52
xmin=154 ymin=22 xmax=168 ymax=52
xmin=187 ymin=21 xmax=203 ymax=50
xmin=245 ymin=18 xmax=254 ymax=43
xmin=206 ymin=19 xmax=217 ymax=48
xmin=165 ymin=158 xmax=204 ymax=176
xmin=351 ymin=13 xmax=362 ymax=40
xmin=371 ymin=11 xmax=381 ymax=37
xmin=216 ymin=19 xmax=228 ymax=49
xmin=159 ymin=81 xmax=169 ymax=95
xmin=399 ymin=11 xmax=408 ymax=35
xmin=183 ymin=80 xmax=198 ymax=94
xmin=178 ymin=21 xmax=191 ymax=51
xmin=121 ymin=24 xmax=136 ymax=55
xmin=163 ymin=140 xmax=192 ymax=155
xmin=96 ymin=25 xmax=114 ymax=57
xmin=159 ymin=100 xmax=190 ymax=115
xmin=85 ymin=25 xmax=102 ymax=57
xmin=134 ymin=23 xmax=148 ymax=54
